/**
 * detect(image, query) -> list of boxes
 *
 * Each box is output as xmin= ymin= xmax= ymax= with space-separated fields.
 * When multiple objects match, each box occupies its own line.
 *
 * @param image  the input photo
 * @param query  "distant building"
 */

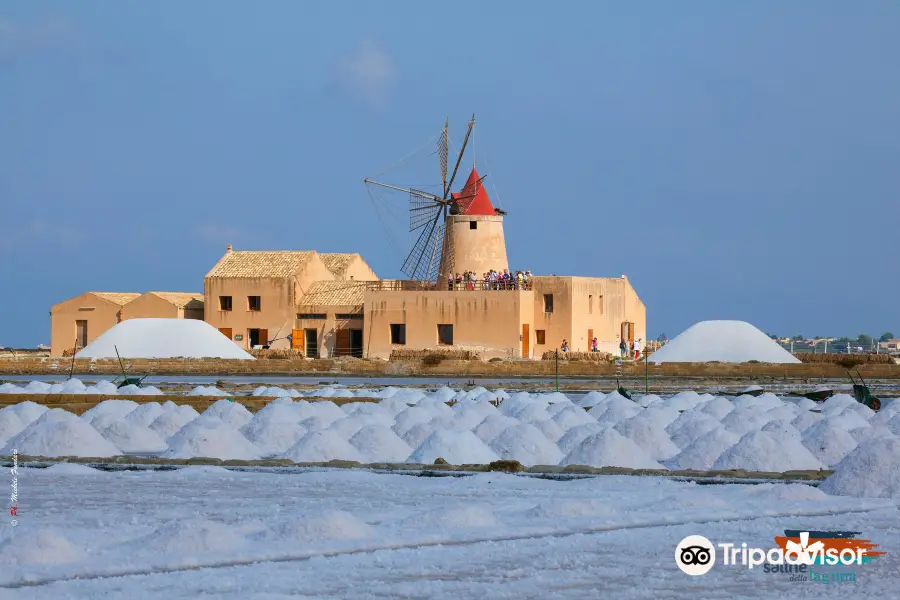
xmin=879 ymin=339 xmax=900 ymax=352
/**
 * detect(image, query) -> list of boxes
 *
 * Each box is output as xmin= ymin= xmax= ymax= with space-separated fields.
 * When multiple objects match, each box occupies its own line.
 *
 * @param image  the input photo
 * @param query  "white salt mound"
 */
xmin=472 ymin=414 xmax=521 ymax=443
xmin=0 ymin=529 xmax=85 ymax=565
xmin=262 ymin=510 xmax=373 ymax=541
xmin=97 ymin=420 xmax=168 ymax=454
xmin=349 ymin=425 xmax=413 ymax=463
xmin=2 ymin=418 xmax=121 ymax=458
xmin=819 ymin=438 xmax=900 ymax=498
xmin=557 ymin=422 xmax=607 ymax=455
xmin=563 ymin=429 xmax=664 ymax=469
xmin=75 ymin=318 xmax=254 ymax=360
xmin=711 ymin=430 xmax=823 ymax=472
xmin=649 ymin=320 xmax=801 ymax=364
xmin=668 ymin=427 xmax=741 ymax=471
xmin=407 ymin=429 xmax=500 ymax=465
xmin=164 ymin=421 xmax=262 ymax=460
xmin=149 ymin=410 xmax=198 ymax=439
xmin=489 ymin=424 xmax=564 ymax=466
xmin=801 ymin=421 xmax=858 ymax=467
xmin=614 ymin=416 xmax=681 ymax=461
xmin=280 ymin=430 xmax=365 ymax=463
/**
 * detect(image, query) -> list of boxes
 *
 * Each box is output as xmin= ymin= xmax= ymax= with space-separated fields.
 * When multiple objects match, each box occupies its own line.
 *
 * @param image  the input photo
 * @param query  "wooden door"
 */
xmin=76 ymin=320 xmax=88 ymax=348
xmin=259 ymin=328 xmax=268 ymax=347
xmin=621 ymin=322 xmax=634 ymax=344
xmin=522 ymin=324 xmax=530 ymax=359
xmin=218 ymin=327 xmax=232 ymax=341
xmin=291 ymin=329 xmax=303 ymax=351
xmin=335 ymin=329 xmax=351 ymax=357
xmin=587 ymin=328 xmax=593 ymax=351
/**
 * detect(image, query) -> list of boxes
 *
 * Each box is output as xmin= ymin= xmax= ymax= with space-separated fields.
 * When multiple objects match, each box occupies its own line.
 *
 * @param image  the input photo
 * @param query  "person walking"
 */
xmin=592 ymin=337 xmax=599 ymax=352
xmin=634 ymin=338 xmax=642 ymax=360
xmin=619 ymin=339 xmax=627 ymax=358
xmin=561 ymin=339 xmax=569 ymax=353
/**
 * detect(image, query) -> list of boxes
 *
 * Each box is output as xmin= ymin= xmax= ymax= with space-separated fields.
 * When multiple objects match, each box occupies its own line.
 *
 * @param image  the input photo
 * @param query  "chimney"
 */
xmin=226 ymin=245 xmax=233 ymax=253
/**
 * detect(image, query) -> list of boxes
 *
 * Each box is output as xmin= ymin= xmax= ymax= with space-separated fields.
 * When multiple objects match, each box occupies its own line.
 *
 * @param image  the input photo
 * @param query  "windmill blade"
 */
xmin=439 ymin=120 xmax=448 ymax=196
xmin=410 ymin=199 xmax=443 ymax=232
xmin=401 ymin=210 xmax=443 ymax=280
xmin=444 ymin=114 xmax=475 ymax=199
xmin=425 ymin=222 xmax=444 ymax=281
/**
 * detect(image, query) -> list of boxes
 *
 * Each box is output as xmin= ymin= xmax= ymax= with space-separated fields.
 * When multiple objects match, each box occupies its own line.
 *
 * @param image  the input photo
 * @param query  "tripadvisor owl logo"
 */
xmin=675 ymin=535 xmax=716 ymax=576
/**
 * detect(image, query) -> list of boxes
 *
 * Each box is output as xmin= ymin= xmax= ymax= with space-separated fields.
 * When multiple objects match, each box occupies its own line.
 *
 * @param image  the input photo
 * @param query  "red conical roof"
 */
xmin=450 ymin=167 xmax=496 ymax=216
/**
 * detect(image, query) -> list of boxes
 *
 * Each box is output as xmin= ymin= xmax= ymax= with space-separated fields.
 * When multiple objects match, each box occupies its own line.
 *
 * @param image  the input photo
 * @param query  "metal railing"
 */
xmin=365 ymin=279 xmax=533 ymax=292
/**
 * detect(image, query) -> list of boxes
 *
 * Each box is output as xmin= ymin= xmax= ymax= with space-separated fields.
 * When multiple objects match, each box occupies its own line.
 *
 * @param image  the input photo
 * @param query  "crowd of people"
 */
xmin=447 ymin=268 xmax=533 ymax=291
xmin=560 ymin=337 xmax=644 ymax=359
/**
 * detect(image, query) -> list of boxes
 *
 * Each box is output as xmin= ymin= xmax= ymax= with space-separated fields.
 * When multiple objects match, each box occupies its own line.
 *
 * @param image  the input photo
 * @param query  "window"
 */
xmin=437 ymin=324 xmax=454 ymax=345
xmin=536 ymin=330 xmax=546 ymax=345
xmin=248 ymin=296 xmax=261 ymax=311
xmin=589 ymin=294 xmax=593 ymax=314
xmin=390 ymin=323 xmax=406 ymax=345
xmin=219 ymin=296 xmax=232 ymax=311
xmin=543 ymin=294 xmax=554 ymax=313
xmin=335 ymin=313 xmax=363 ymax=320
xmin=469 ymin=221 xmax=477 ymax=230
xmin=298 ymin=313 xmax=327 ymax=320
xmin=597 ymin=295 xmax=603 ymax=314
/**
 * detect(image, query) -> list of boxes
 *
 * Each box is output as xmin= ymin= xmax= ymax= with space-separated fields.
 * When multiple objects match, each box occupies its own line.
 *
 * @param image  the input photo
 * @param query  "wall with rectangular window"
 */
xmin=543 ymin=294 xmax=554 ymax=313
xmin=535 ymin=329 xmax=546 ymax=345
xmin=297 ymin=313 xmax=327 ymax=320
xmin=219 ymin=296 xmax=232 ymax=311
xmin=248 ymin=296 xmax=261 ymax=311
xmin=437 ymin=324 xmax=454 ymax=345
xmin=390 ymin=323 xmax=406 ymax=345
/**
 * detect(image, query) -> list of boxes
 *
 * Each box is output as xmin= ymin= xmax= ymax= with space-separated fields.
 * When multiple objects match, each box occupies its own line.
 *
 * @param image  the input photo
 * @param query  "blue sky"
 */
xmin=1 ymin=1 xmax=898 ymax=347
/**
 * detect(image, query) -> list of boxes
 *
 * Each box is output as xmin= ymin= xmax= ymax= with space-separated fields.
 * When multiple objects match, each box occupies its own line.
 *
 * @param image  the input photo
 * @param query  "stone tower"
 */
xmin=437 ymin=166 xmax=509 ymax=283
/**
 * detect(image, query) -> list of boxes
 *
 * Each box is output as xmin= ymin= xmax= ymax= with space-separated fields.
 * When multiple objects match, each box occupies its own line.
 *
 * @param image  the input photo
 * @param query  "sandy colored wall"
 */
xmin=530 ymin=277 xmax=574 ymax=356
xmin=340 ymin=257 xmax=378 ymax=282
xmin=295 ymin=304 xmax=364 ymax=358
xmin=568 ymin=276 xmax=647 ymax=353
xmin=204 ymin=277 xmax=298 ymax=350
xmin=437 ymin=215 xmax=509 ymax=283
xmin=295 ymin=254 xmax=336 ymax=294
xmin=121 ymin=294 xmax=179 ymax=320
xmin=50 ymin=293 xmax=123 ymax=356
xmin=364 ymin=289 xmax=530 ymax=359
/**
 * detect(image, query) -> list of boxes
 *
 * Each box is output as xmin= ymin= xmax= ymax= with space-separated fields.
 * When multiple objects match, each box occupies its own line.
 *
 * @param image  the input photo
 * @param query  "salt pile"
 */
xmin=563 ymin=429 xmax=663 ymax=469
xmin=819 ymin=438 xmax=900 ymax=498
xmin=75 ymin=318 xmax=255 ymax=360
xmin=801 ymin=420 xmax=858 ymax=467
xmin=164 ymin=421 xmax=262 ymax=460
xmin=349 ymin=425 xmax=413 ymax=463
xmin=668 ymin=427 xmax=741 ymax=470
xmin=407 ymin=429 xmax=500 ymax=465
xmin=649 ymin=320 xmax=801 ymax=364
xmin=489 ymin=424 xmax=564 ymax=466
xmin=1 ymin=418 xmax=121 ymax=458
xmin=711 ymin=431 xmax=823 ymax=471
xmin=280 ymin=430 xmax=365 ymax=463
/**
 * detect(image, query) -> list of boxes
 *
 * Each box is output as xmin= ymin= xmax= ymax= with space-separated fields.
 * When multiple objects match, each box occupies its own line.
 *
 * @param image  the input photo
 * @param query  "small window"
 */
xmin=469 ymin=221 xmax=477 ymax=230
xmin=589 ymin=294 xmax=593 ymax=314
xmin=437 ymin=324 xmax=453 ymax=345
xmin=390 ymin=323 xmax=406 ymax=345
xmin=536 ymin=330 xmax=546 ymax=345
xmin=219 ymin=296 xmax=232 ymax=311
xmin=298 ymin=313 xmax=327 ymax=320
xmin=335 ymin=313 xmax=363 ymax=320
xmin=248 ymin=296 xmax=261 ymax=311
xmin=598 ymin=295 xmax=603 ymax=314
xmin=543 ymin=294 xmax=554 ymax=313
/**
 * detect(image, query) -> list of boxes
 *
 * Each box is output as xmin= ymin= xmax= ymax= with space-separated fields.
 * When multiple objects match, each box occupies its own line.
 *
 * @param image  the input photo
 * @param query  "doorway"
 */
xmin=76 ymin=320 xmax=87 ymax=349
xmin=218 ymin=328 xmax=232 ymax=342
xmin=587 ymin=328 xmax=594 ymax=352
xmin=304 ymin=328 xmax=318 ymax=358
xmin=248 ymin=328 xmax=268 ymax=349
xmin=522 ymin=324 xmax=530 ymax=359
xmin=621 ymin=322 xmax=634 ymax=346
xmin=350 ymin=329 xmax=363 ymax=358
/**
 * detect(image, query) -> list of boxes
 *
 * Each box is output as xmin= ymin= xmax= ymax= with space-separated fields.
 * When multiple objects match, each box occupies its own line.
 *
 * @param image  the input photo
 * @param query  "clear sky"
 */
xmin=1 ymin=1 xmax=898 ymax=347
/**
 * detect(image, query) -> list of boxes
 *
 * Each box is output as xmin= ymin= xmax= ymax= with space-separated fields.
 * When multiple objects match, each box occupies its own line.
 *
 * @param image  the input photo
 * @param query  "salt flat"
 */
xmin=0 ymin=466 xmax=896 ymax=598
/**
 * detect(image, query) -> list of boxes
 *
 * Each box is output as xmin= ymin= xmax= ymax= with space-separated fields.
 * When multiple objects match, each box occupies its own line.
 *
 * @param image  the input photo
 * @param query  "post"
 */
xmin=555 ymin=350 xmax=559 ymax=392
xmin=644 ymin=350 xmax=649 ymax=393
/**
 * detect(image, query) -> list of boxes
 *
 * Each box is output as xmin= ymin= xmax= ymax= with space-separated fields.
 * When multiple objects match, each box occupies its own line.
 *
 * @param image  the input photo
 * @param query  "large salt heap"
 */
xmin=75 ymin=318 xmax=254 ymax=360
xmin=649 ymin=320 xmax=801 ymax=364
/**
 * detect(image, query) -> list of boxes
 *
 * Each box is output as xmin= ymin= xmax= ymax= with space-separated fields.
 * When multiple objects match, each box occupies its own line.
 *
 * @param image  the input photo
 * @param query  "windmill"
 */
xmin=363 ymin=115 xmax=482 ymax=281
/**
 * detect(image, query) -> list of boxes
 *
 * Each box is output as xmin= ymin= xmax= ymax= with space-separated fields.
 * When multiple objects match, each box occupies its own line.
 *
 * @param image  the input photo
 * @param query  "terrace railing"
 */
xmin=365 ymin=280 xmax=533 ymax=292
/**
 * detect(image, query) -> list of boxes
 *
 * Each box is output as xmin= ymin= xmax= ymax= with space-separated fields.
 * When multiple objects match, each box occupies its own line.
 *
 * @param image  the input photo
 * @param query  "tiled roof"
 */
xmin=298 ymin=281 xmax=365 ymax=307
xmin=319 ymin=253 xmax=358 ymax=276
xmin=90 ymin=292 xmax=141 ymax=306
xmin=146 ymin=292 xmax=204 ymax=309
xmin=206 ymin=250 xmax=315 ymax=278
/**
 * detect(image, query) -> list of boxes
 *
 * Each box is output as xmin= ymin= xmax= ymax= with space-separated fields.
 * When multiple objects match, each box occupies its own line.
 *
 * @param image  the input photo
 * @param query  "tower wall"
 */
xmin=437 ymin=214 xmax=509 ymax=283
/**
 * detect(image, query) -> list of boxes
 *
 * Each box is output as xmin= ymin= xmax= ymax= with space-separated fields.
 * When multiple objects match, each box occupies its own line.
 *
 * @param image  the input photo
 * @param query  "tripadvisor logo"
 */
xmin=675 ymin=531 xmax=876 ymax=576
